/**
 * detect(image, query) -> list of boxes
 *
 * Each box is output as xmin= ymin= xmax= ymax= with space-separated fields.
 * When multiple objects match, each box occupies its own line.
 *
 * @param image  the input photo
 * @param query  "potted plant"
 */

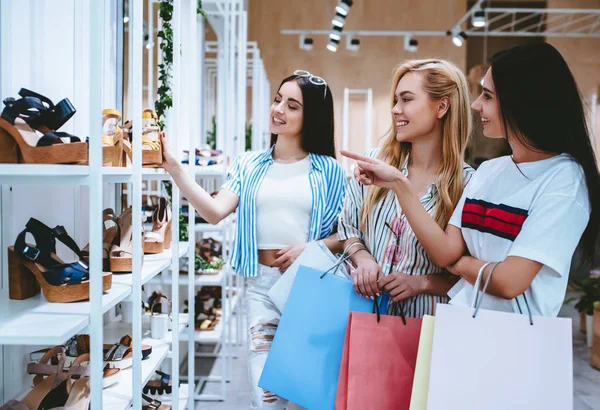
xmin=573 ymin=276 xmax=600 ymax=347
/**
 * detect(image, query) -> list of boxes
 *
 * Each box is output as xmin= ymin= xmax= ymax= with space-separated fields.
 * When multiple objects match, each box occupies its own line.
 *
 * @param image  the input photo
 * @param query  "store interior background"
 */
xmin=1 ymin=0 xmax=600 ymax=409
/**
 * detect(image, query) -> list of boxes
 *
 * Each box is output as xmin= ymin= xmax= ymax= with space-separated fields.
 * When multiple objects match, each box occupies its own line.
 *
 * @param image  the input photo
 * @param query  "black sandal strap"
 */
xmin=48 ymin=224 xmax=84 ymax=260
xmin=155 ymin=370 xmax=171 ymax=387
xmin=13 ymin=218 xmax=57 ymax=267
xmin=1 ymin=96 xmax=48 ymax=127
xmin=37 ymin=131 xmax=81 ymax=147
xmin=18 ymin=88 xmax=76 ymax=130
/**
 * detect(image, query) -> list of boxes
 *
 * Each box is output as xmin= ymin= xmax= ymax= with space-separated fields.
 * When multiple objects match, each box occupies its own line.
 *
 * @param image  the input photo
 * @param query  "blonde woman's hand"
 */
xmin=160 ymin=132 xmax=180 ymax=174
xmin=271 ymin=242 xmax=308 ymax=273
xmin=340 ymin=150 xmax=408 ymax=191
xmin=378 ymin=272 xmax=424 ymax=302
xmin=351 ymin=258 xmax=382 ymax=298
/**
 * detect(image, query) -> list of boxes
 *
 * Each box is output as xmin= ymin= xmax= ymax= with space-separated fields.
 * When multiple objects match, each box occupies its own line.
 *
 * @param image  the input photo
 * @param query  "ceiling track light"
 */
xmin=332 ymin=12 xmax=345 ymax=28
xmin=327 ymin=36 xmax=340 ymax=52
xmin=346 ymin=37 xmax=360 ymax=51
xmin=299 ymin=35 xmax=314 ymax=51
xmin=335 ymin=0 xmax=353 ymax=17
xmin=472 ymin=10 xmax=486 ymax=28
xmin=404 ymin=36 xmax=418 ymax=52
xmin=449 ymin=30 xmax=467 ymax=47
xmin=330 ymin=24 xmax=343 ymax=41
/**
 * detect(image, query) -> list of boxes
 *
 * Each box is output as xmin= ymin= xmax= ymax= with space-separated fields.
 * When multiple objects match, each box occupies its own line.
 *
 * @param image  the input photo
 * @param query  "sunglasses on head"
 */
xmin=294 ymin=70 xmax=328 ymax=99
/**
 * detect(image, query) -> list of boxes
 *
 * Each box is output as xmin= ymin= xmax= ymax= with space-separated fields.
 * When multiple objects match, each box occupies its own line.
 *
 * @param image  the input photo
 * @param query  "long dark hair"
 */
xmin=490 ymin=42 xmax=600 ymax=266
xmin=270 ymin=74 xmax=336 ymax=158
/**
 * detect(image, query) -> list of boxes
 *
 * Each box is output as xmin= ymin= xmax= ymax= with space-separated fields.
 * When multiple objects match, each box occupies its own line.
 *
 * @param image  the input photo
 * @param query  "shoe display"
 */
xmin=8 ymin=218 xmax=112 ymax=303
xmin=0 ymin=89 xmax=86 ymax=164
xmin=102 ymin=108 xmax=130 ymax=167
xmin=122 ymin=109 xmax=163 ymax=168
xmin=109 ymin=207 xmax=139 ymax=273
xmin=143 ymin=370 xmax=173 ymax=395
xmin=82 ymin=208 xmax=118 ymax=271
xmin=143 ymin=197 xmax=172 ymax=254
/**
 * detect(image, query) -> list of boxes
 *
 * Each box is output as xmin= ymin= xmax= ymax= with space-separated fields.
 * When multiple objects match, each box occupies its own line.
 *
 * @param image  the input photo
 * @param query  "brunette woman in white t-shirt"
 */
xmin=342 ymin=42 xmax=599 ymax=317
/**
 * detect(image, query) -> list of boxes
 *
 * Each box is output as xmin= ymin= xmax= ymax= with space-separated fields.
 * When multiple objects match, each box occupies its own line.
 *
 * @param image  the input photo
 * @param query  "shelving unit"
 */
xmin=0 ymin=0 xmax=268 ymax=407
xmin=0 ymin=0 xmax=199 ymax=409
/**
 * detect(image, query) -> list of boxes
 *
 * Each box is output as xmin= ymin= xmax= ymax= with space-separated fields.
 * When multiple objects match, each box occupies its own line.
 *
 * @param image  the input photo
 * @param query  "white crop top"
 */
xmin=256 ymin=156 xmax=312 ymax=249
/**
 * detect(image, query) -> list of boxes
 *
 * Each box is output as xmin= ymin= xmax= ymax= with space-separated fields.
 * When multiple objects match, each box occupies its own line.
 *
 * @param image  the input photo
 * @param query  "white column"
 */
xmin=89 ymin=0 xmax=105 ymax=407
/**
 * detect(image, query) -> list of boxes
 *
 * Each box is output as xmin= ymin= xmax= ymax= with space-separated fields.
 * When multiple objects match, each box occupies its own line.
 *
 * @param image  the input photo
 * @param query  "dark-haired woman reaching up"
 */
xmin=342 ymin=42 xmax=599 ymax=317
xmin=162 ymin=70 xmax=346 ymax=409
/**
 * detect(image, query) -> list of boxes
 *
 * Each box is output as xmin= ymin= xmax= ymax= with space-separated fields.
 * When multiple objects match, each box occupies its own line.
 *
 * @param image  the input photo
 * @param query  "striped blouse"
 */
xmin=337 ymin=148 xmax=474 ymax=318
xmin=222 ymin=146 xmax=347 ymax=278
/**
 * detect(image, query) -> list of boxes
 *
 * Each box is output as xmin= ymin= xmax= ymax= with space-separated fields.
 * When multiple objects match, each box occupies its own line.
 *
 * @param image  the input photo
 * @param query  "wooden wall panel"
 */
xmin=248 ymin=0 xmax=468 ymax=153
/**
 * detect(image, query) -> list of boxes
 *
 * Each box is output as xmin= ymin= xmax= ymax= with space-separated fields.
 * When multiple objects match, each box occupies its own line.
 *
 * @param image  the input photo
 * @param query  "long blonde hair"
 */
xmin=361 ymin=59 xmax=472 ymax=229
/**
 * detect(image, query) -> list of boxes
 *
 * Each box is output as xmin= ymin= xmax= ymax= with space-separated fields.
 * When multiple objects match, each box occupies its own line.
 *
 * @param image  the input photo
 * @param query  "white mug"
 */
xmin=150 ymin=314 xmax=169 ymax=339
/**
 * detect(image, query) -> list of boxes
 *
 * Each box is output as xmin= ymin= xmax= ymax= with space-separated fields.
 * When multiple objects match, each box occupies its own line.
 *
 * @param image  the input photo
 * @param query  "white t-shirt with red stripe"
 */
xmin=448 ymin=153 xmax=590 ymax=317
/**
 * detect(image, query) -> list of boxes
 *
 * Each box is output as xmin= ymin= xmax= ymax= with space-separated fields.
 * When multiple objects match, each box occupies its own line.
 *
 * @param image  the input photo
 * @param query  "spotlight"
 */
xmin=327 ymin=37 xmax=340 ymax=52
xmin=123 ymin=16 xmax=130 ymax=24
xmin=451 ymin=31 xmax=467 ymax=47
xmin=330 ymin=32 xmax=341 ymax=42
xmin=300 ymin=35 xmax=314 ymax=51
xmin=346 ymin=37 xmax=360 ymax=51
xmin=472 ymin=10 xmax=486 ymax=28
xmin=335 ymin=0 xmax=353 ymax=17
xmin=332 ymin=12 xmax=345 ymax=28
xmin=145 ymin=42 xmax=154 ymax=50
xmin=404 ymin=36 xmax=418 ymax=52
xmin=329 ymin=25 xmax=343 ymax=41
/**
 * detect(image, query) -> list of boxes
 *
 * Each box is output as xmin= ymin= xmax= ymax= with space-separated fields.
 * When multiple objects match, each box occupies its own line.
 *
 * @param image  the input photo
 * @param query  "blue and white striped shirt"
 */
xmin=222 ymin=146 xmax=347 ymax=277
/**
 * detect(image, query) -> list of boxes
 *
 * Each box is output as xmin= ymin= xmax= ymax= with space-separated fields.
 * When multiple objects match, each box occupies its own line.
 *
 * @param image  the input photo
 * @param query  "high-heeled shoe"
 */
xmin=17 ymin=88 xmax=76 ymax=131
xmin=8 ymin=218 xmax=112 ymax=303
xmin=37 ymin=370 xmax=90 ymax=410
xmin=122 ymin=110 xmax=163 ymax=167
xmin=141 ymin=109 xmax=163 ymax=167
xmin=143 ymin=197 xmax=172 ymax=254
xmin=109 ymin=208 xmax=143 ymax=273
xmin=102 ymin=109 xmax=131 ymax=167
xmin=21 ymin=347 xmax=67 ymax=410
xmin=0 ymin=93 xmax=87 ymax=164
xmin=142 ymin=393 xmax=171 ymax=410
xmin=82 ymin=208 xmax=118 ymax=271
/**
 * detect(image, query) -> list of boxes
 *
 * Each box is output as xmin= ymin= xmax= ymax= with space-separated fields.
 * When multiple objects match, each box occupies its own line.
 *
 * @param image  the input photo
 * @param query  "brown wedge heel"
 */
xmin=8 ymin=247 xmax=112 ymax=303
xmin=0 ymin=92 xmax=88 ymax=164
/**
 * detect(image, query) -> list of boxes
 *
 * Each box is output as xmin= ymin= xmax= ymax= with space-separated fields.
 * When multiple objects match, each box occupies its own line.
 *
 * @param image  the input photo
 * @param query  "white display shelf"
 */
xmin=156 ymin=383 xmax=189 ymax=410
xmin=0 ymin=164 xmax=91 ymax=185
xmin=0 ymin=284 xmax=131 ymax=345
xmin=103 ymin=344 xmax=169 ymax=410
xmin=111 ymin=242 xmax=189 ymax=287
xmin=149 ymin=267 xmax=226 ymax=287
xmin=181 ymin=294 xmax=239 ymax=344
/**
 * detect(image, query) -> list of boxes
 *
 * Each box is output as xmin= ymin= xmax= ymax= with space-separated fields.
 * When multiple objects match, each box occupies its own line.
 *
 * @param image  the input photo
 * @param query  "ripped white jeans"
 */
xmin=245 ymin=264 xmax=305 ymax=410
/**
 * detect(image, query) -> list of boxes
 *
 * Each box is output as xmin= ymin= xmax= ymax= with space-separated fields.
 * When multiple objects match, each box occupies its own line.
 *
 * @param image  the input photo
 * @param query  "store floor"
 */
xmin=193 ymin=303 xmax=600 ymax=410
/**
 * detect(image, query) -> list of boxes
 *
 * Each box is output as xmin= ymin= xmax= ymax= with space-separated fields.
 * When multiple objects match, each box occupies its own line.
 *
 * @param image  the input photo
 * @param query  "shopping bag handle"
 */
xmin=471 ymin=262 xmax=534 ymax=326
xmin=319 ymin=241 xmax=364 ymax=279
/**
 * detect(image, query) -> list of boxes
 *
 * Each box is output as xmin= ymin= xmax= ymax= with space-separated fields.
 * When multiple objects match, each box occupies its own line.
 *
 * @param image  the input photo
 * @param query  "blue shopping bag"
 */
xmin=259 ymin=265 xmax=372 ymax=410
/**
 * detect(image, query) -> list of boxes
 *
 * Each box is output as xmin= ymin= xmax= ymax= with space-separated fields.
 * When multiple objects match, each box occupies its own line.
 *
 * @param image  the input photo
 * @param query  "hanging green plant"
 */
xmin=155 ymin=0 xmax=174 ymax=130
xmin=157 ymin=0 xmax=206 ymax=241
xmin=197 ymin=0 xmax=206 ymax=16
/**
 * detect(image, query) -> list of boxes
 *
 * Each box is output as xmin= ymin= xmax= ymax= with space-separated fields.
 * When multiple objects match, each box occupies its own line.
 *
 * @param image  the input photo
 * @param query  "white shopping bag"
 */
xmin=267 ymin=241 xmax=351 ymax=313
xmin=427 ymin=265 xmax=573 ymax=410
